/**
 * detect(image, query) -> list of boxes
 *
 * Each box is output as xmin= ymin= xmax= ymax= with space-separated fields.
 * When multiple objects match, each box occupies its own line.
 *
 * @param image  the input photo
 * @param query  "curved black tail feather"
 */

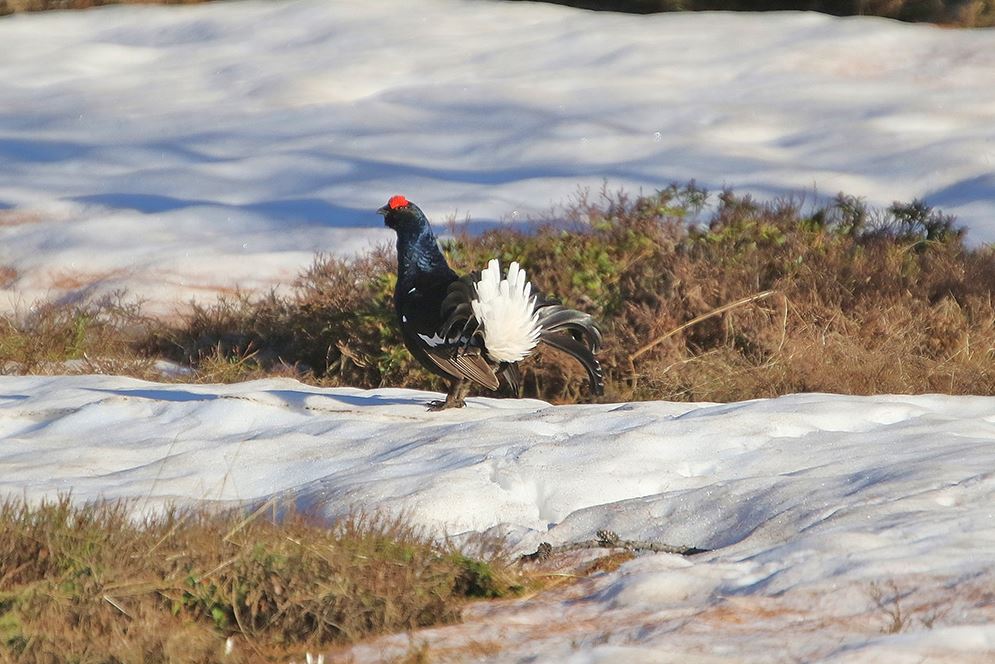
xmin=535 ymin=303 xmax=603 ymax=351
xmin=539 ymin=330 xmax=605 ymax=396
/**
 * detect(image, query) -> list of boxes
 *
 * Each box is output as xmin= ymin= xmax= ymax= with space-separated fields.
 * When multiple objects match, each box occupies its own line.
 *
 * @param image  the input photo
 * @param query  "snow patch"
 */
xmin=1 ymin=2 xmax=994 ymax=314
xmin=2 ymin=376 xmax=995 ymax=660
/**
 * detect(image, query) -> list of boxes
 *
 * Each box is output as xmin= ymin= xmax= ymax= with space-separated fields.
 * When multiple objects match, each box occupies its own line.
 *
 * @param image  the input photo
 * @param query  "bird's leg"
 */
xmin=427 ymin=378 xmax=469 ymax=411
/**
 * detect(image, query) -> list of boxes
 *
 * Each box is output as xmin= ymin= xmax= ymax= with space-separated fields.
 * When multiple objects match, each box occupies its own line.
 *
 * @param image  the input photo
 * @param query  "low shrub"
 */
xmin=0 ymin=292 xmax=155 ymax=378
xmin=148 ymin=185 xmax=995 ymax=403
xmin=4 ymin=0 xmax=992 ymax=25
xmin=5 ymin=185 xmax=995 ymax=405
xmin=514 ymin=0 xmax=995 ymax=26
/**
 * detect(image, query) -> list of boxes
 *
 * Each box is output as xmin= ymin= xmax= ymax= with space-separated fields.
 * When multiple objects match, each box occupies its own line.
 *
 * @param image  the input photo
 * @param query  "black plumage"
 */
xmin=378 ymin=194 xmax=604 ymax=410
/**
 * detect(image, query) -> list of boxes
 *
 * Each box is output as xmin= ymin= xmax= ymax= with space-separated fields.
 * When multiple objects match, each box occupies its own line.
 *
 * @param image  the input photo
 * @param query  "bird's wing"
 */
xmin=399 ymin=278 xmax=499 ymax=390
xmin=422 ymin=344 xmax=500 ymax=391
xmin=430 ymin=277 xmax=499 ymax=389
xmin=439 ymin=276 xmax=480 ymax=340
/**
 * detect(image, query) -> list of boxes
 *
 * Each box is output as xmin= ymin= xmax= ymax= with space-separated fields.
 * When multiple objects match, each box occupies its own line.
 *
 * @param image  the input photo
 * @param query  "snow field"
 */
xmin=2 ymin=375 xmax=994 ymax=660
xmin=1 ymin=1 xmax=994 ymax=313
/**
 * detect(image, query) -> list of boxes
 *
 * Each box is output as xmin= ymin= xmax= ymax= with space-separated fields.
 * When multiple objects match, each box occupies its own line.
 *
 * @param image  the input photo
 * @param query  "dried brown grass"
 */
xmin=0 ymin=267 xmax=17 ymax=290
xmin=517 ymin=0 xmax=995 ymax=26
xmin=0 ymin=497 xmax=524 ymax=663
xmin=0 ymin=292 xmax=157 ymax=378
xmin=0 ymin=0 xmax=211 ymax=16
xmin=147 ymin=186 xmax=995 ymax=404
xmin=2 ymin=0 xmax=990 ymax=27
xmin=5 ymin=186 xmax=995 ymax=405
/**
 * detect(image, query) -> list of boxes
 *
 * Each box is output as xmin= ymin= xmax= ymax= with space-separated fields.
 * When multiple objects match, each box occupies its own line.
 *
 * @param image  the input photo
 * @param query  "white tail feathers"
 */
xmin=471 ymin=259 xmax=542 ymax=363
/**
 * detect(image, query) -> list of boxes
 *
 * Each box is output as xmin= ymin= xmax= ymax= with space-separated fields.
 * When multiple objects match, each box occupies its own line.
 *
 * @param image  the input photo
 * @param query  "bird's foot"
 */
xmin=427 ymin=397 xmax=465 ymax=411
xmin=428 ymin=380 xmax=470 ymax=411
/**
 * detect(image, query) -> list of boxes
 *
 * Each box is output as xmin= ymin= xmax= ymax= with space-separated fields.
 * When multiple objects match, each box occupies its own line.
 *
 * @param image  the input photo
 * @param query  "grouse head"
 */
xmin=377 ymin=195 xmax=427 ymax=235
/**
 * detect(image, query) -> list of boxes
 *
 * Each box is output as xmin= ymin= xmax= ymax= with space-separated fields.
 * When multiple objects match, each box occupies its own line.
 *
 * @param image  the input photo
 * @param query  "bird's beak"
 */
xmin=377 ymin=205 xmax=390 ymax=225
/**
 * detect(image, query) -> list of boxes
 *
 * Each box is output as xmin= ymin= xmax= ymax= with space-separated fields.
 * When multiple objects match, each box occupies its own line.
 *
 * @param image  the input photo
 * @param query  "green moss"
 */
xmin=0 ymin=592 xmax=24 ymax=649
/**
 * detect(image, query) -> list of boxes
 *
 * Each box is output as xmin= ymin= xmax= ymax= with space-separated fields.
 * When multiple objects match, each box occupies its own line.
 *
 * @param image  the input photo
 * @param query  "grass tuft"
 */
xmin=0 ymin=292 xmax=156 ymax=378
xmin=0 ymin=497 xmax=524 ymax=662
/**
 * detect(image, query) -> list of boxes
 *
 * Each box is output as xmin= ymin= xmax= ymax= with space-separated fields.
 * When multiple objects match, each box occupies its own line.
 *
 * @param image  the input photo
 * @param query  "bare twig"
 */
xmin=103 ymin=594 xmax=132 ymax=619
xmin=869 ymin=580 xmax=908 ymax=634
xmin=519 ymin=530 xmax=708 ymax=564
xmin=224 ymin=495 xmax=279 ymax=543
xmin=630 ymin=290 xmax=777 ymax=365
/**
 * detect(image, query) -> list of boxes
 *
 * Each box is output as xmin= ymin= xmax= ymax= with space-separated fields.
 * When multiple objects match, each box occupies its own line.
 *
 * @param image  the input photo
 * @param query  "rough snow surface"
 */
xmin=1 ymin=1 xmax=994 ymax=313
xmin=2 ymin=374 xmax=994 ymax=661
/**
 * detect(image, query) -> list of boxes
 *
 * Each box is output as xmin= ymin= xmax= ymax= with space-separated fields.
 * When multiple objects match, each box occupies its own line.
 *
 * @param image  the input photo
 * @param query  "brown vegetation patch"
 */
xmin=0 ymin=211 xmax=44 ymax=228
xmin=696 ymin=596 xmax=811 ymax=628
xmin=5 ymin=186 xmax=995 ymax=405
xmin=0 ymin=0 xmax=212 ymax=15
xmin=4 ymin=0 xmax=991 ymax=25
xmin=144 ymin=186 xmax=995 ymax=404
xmin=0 ymin=497 xmax=525 ymax=662
xmin=0 ymin=267 xmax=17 ymax=289
xmin=521 ymin=0 xmax=995 ymax=27
xmin=582 ymin=551 xmax=637 ymax=575
xmin=0 ymin=293 xmax=153 ymax=376
xmin=408 ymin=637 xmax=504 ymax=663
xmin=47 ymin=267 xmax=130 ymax=291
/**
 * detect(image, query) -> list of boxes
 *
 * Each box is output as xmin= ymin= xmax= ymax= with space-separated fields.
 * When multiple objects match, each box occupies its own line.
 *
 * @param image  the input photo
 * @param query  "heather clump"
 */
xmin=7 ymin=186 xmax=995 ymax=404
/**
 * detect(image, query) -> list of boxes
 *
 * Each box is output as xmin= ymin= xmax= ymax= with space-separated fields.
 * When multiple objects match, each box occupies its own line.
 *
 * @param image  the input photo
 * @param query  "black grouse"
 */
xmin=378 ymin=194 xmax=604 ymax=410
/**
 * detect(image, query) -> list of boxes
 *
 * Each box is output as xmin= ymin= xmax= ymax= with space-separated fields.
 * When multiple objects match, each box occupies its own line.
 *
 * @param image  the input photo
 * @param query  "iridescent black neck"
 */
xmin=394 ymin=222 xmax=457 ymax=296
